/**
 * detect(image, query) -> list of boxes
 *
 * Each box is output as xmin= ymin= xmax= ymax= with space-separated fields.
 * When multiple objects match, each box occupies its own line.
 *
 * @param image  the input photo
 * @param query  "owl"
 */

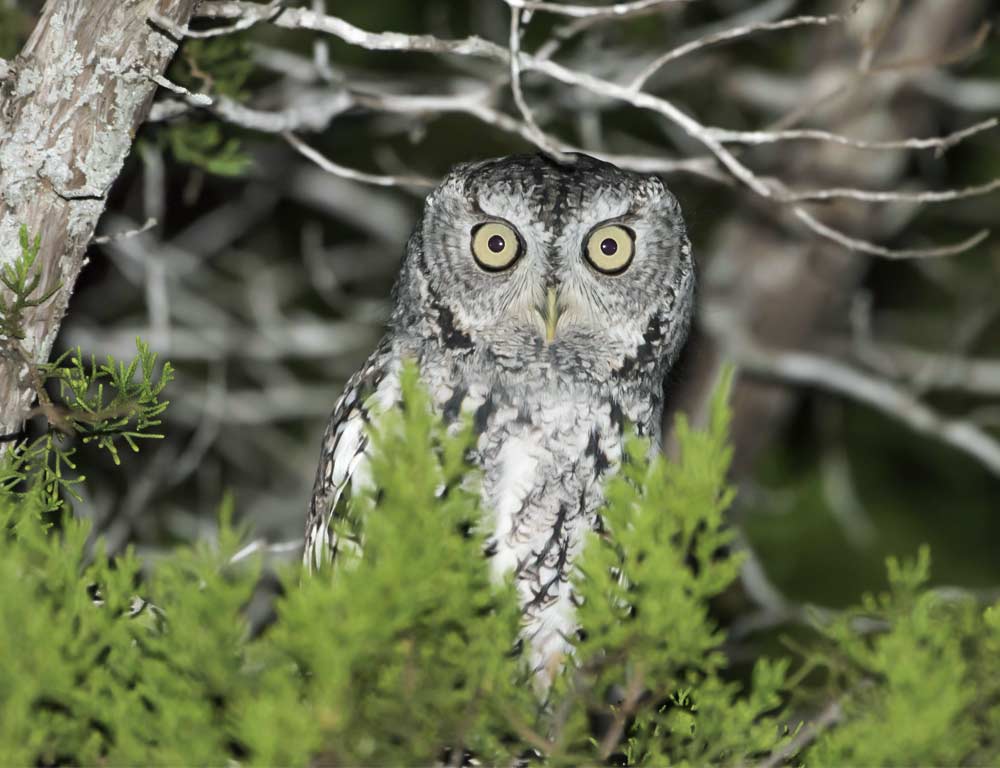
xmin=305 ymin=153 xmax=695 ymax=677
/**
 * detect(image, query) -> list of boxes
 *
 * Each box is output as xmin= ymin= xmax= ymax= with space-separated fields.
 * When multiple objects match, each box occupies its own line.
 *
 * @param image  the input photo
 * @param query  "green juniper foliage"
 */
xmin=0 ymin=226 xmax=59 ymax=342
xmin=0 ymin=361 xmax=997 ymax=765
xmin=1 ymin=228 xmax=173 ymax=508
xmin=806 ymin=545 xmax=1000 ymax=766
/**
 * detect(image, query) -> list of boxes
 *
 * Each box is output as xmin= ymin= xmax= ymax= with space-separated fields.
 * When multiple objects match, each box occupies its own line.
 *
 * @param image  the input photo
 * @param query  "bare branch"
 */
xmin=707 ymin=117 xmax=1000 ymax=153
xmin=781 ymin=177 xmax=1000 ymax=204
xmin=508 ymin=5 xmax=572 ymax=162
xmin=791 ymin=208 xmax=988 ymax=259
xmin=223 ymin=93 xmax=353 ymax=133
xmin=283 ymin=132 xmax=436 ymax=189
xmin=151 ymin=73 xmax=353 ymax=132
xmin=505 ymin=0 xmax=691 ymax=19
xmin=190 ymin=1 xmax=995 ymax=262
xmin=149 ymin=0 xmax=281 ymax=39
xmin=630 ymin=14 xmax=841 ymax=92
xmin=706 ymin=308 xmax=1000 ymax=478
xmin=92 ymin=218 xmax=158 ymax=246
xmin=196 ymin=2 xmax=510 ymax=59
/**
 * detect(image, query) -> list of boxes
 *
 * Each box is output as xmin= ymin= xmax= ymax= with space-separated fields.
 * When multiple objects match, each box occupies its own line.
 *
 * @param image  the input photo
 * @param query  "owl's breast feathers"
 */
xmin=415 ymin=351 xmax=657 ymax=677
xmin=305 ymin=336 xmax=662 ymax=678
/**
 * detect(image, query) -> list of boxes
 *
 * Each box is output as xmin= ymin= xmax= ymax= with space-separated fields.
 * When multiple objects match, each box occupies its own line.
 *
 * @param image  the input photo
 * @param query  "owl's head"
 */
xmin=392 ymin=153 xmax=695 ymax=384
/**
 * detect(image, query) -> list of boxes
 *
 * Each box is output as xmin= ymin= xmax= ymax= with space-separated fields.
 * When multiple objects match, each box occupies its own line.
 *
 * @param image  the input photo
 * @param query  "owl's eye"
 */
xmin=585 ymin=224 xmax=635 ymax=275
xmin=471 ymin=222 xmax=522 ymax=272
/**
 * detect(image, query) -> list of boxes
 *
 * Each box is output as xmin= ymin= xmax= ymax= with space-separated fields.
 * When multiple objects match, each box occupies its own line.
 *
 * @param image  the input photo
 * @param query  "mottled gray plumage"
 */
xmin=306 ymin=153 xmax=695 ymax=677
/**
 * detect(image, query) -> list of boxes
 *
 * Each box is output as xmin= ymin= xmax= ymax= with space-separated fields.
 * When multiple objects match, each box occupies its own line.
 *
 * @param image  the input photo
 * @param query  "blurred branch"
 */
xmin=847 ymin=338 xmax=1000 ymax=398
xmin=229 ymin=537 xmax=302 ymax=564
xmin=917 ymin=72 xmax=1000 ymax=112
xmin=92 ymin=218 xmax=158 ymax=246
xmin=779 ymin=177 xmax=1000 ymax=204
xmin=756 ymin=699 xmax=844 ymax=768
xmin=705 ymin=306 xmax=1000 ymax=478
xmin=791 ymin=208 xmax=988 ymax=260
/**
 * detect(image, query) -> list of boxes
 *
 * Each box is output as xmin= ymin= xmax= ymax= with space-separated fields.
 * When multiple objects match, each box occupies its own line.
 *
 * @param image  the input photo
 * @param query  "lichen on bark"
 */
xmin=0 ymin=0 xmax=197 ymax=435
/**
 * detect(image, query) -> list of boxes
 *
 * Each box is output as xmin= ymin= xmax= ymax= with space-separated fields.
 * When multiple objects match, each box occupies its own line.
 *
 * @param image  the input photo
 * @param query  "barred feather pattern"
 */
xmin=306 ymin=154 xmax=695 ymax=680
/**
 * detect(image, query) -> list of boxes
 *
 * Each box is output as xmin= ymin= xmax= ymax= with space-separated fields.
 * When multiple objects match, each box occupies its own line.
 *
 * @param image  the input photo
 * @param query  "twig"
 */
xmin=149 ymin=1 xmax=281 ymax=39
xmin=630 ymin=14 xmax=841 ymax=92
xmin=150 ymin=74 xmax=212 ymax=105
xmin=92 ymin=218 xmax=158 ymax=245
xmin=508 ymin=5 xmax=572 ymax=162
xmin=780 ymin=176 xmax=1000 ymax=204
xmin=598 ymin=666 xmax=645 ymax=759
xmin=791 ymin=208 xmax=988 ymax=260
xmin=756 ymin=699 xmax=843 ymax=768
xmin=707 ymin=117 xmax=1000 ymax=153
xmin=229 ymin=537 xmax=303 ymax=564
xmin=505 ymin=0 xmax=691 ymax=19
xmin=283 ymin=132 xmax=437 ymax=188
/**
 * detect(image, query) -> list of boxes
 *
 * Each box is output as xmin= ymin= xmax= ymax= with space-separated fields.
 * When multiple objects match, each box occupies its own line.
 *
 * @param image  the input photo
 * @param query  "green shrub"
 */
xmin=0 ymin=363 xmax=997 ymax=765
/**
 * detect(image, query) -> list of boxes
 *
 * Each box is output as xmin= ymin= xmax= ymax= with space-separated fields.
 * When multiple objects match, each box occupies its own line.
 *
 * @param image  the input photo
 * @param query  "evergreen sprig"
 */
xmin=0 ymin=226 xmax=59 ymax=341
xmin=41 ymin=340 xmax=174 ymax=464
xmin=0 ymin=364 xmax=997 ymax=765
xmin=1 ymin=230 xmax=174 ymax=507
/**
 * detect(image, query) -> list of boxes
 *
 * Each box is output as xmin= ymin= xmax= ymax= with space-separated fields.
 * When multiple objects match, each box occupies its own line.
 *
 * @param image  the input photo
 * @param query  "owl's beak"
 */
xmin=541 ymin=286 xmax=560 ymax=343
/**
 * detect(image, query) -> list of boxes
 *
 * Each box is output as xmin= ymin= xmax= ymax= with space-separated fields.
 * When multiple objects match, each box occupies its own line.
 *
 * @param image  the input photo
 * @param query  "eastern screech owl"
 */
xmin=306 ymin=153 xmax=695 ymax=678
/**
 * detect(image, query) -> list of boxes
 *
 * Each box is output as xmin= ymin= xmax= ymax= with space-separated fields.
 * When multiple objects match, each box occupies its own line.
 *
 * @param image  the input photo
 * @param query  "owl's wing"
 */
xmin=304 ymin=342 xmax=393 ymax=572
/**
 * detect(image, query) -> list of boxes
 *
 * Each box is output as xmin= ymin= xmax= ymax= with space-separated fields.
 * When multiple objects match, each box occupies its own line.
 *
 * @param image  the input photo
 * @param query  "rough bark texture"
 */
xmin=0 ymin=0 xmax=196 ymax=435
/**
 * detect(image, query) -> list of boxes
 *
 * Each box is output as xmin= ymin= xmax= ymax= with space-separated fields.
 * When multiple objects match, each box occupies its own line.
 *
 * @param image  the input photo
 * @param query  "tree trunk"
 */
xmin=0 ymin=0 xmax=195 ymax=435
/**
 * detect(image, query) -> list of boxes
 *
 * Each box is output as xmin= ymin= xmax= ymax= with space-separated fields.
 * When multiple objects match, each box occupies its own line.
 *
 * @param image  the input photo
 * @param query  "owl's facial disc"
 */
xmin=401 ymin=153 xmax=693 ymax=374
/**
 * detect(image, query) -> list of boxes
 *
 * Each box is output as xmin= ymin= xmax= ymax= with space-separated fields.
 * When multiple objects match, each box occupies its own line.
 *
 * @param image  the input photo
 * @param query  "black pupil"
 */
xmin=600 ymin=237 xmax=618 ymax=256
xmin=487 ymin=234 xmax=506 ymax=253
